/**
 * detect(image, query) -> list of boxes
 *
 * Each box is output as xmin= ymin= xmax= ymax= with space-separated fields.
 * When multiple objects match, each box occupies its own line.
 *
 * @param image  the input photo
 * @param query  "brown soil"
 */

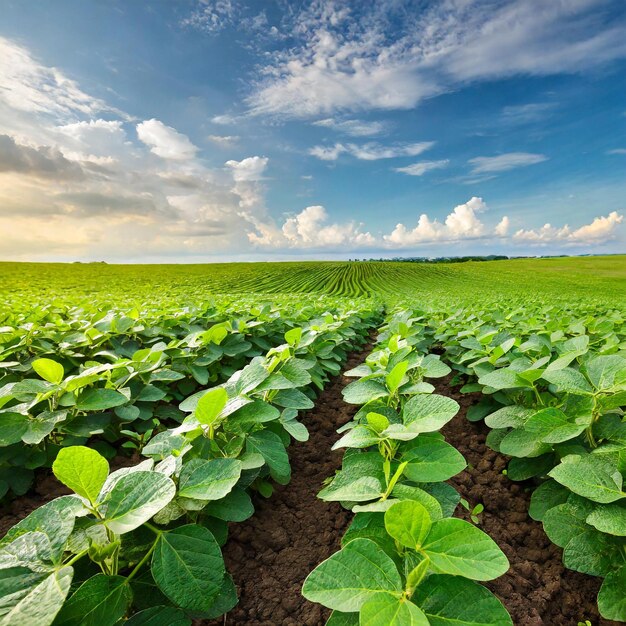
xmin=438 ymin=375 xmax=618 ymax=626
xmin=206 ymin=343 xmax=373 ymax=626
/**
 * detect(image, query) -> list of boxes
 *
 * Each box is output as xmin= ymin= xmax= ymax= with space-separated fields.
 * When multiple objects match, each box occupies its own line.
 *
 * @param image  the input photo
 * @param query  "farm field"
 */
xmin=0 ymin=255 xmax=625 ymax=626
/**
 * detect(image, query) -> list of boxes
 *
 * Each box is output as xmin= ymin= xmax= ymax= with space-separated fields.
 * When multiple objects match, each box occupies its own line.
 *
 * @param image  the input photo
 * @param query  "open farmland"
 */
xmin=0 ymin=255 xmax=625 ymax=626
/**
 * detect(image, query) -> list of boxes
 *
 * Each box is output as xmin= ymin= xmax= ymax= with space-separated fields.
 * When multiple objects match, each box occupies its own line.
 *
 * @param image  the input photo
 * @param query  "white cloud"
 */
xmin=225 ymin=156 xmax=268 ymax=181
xmin=225 ymin=156 xmax=269 ymax=210
xmin=0 ymin=36 xmax=112 ymax=119
xmin=494 ymin=216 xmax=510 ymax=236
xmin=384 ymin=197 xmax=488 ymax=247
xmin=313 ymin=118 xmax=388 ymax=137
xmin=247 ymin=1 xmax=626 ymax=119
xmin=500 ymin=102 xmax=556 ymax=125
xmin=136 ymin=119 xmax=198 ymax=160
xmin=207 ymin=134 xmax=239 ymax=147
xmin=180 ymin=0 xmax=236 ymax=34
xmin=607 ymin=148 xmax=626 ymax=155
xmin=310 ymin=141 xmax=434 ymax=161
xmin=245 ymin=204 xmax=375 ymax=249
xmin=468 ymin=152 xmax=547 ymax=174
xmin=513 ymin=211 xmax=624 ymax=244
xmin=394 ymin=159 xmax=449 ymax=176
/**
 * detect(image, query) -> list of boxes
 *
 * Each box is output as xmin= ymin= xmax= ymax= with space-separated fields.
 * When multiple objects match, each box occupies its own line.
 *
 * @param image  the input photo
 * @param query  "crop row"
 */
xmin=0 ymin=304 xmax=381 ymax=625
xmin=0 ymin=298 xmax=365 ymax=498
xmin=403 ymin=304 xmax=626 ymax=622
xmin=302 ymin=317 xmax=514 ymax=625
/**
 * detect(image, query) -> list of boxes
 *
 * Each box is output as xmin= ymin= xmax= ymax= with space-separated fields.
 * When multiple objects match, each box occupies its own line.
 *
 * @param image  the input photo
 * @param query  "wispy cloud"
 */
xmin=309 ymin=141 xmax=434 ymax=161
xmin=607 ymin=148 xmax=626 ymax=155
xmin=500 ymin=102 xmax=557 ymax=125
xmin=207 ymin=134 xmax=239 ymax=147
xmin=468 ymin=152 xmax=548 ymax=174
xmin=246 ymin=1 xmax=626 ymax=119
xmin=312 ymin=118 xmax=389 ymax=137
xmin=394 ymin=159 xmax=449 ymax=176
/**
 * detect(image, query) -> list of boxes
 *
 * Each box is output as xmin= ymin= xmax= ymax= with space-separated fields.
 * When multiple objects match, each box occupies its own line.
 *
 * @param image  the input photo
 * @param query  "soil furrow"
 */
xmin=207 ymin=343 xmax=374 ymax=626
xmin=437 ymin=375 xmax=618 ymax=626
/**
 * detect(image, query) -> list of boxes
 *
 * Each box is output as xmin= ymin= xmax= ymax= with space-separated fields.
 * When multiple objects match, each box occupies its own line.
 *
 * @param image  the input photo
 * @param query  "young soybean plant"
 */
xmin=0 ymin=446 xmax=229 ymax=626
xmin=303 ymin=500 xmax=512 ymax=626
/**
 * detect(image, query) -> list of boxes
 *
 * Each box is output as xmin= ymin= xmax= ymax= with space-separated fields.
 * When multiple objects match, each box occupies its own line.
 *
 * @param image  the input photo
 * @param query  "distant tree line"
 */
xmin=346 ymin=254 xmax=577 ymax=263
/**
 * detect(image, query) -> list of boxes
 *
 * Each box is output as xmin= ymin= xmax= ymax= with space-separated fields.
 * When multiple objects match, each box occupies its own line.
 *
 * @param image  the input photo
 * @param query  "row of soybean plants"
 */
xmin=0 ymin=304 xmax=382 ymax=626
xmin=418 ymin=303 xmax=625 ymax=622
xmin=302 ymin=316 xmax=514 ymax=626
xmin=0 ymin=296 xmax=353 ymax=498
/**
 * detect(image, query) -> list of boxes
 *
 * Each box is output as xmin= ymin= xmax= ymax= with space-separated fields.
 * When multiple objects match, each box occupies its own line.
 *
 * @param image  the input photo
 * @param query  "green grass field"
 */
xmin=2 ymin=255 xmax=624 ymax=311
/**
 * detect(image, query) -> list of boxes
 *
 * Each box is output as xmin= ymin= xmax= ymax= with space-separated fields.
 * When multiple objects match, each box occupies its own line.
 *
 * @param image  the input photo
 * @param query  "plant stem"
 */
xmin=126 ymin=538 xmax=158 ymax=582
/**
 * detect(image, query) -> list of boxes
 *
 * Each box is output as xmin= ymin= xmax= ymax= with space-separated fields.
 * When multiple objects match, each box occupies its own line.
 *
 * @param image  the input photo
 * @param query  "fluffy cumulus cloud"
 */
xmin=310 ymin=141 xmax=434 ymax=161
xmin=513 ymin=211 xmax=624 ymax=244
xmin=383 ymin=197 xmax=490 ymax=247
xmin=136 ymin=119 xmax=199 ymax=160
xmin=245 ymin=204 xmax=375 ymax=249
xmin=246 ymin=0 xmax=626 ymax=119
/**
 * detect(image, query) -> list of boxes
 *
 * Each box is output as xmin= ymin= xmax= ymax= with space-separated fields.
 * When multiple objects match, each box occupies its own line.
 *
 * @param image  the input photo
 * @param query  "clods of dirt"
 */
xmin=438 ymin=375 xmax=619 ymax=626
xmin=206 ymin=344 xmax=373 ymax=626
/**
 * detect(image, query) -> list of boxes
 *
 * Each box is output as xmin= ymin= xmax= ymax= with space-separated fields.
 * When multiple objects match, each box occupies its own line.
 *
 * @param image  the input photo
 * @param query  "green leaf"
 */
xmin=32 ymin=358 xmax=64 ymax=385
xmin=598 ymin=565 xmax=626 ymax=622
xmin=421 ymin=518 xmax=509 ymax=580
xmin=384 ymin=501 xmax=431 ymax=550
xmin=528 ymin=480 xmax=569 ymax=521
xmin=151 ymin=525 xmax=225 ymax=613
xmin=548 ymin=455 xmax=625 ymax=503
xmin=302 ymin=538 xmax=402 ymax=612
xmin=178 ymin=458 xmax=242 ymax=501
xmin=326 ymin=611 xmax=359 ymax=626
xmin=386 ymin=361 xmax=409 ymax=394
xmin=195 ymin=387 xmax=228 ymax=426
xmin=499 ymin=428 xmax=551 ymax=458
xmin=76 ymin=388 xmax=128 ymax=411
xmin=584 ymin=355 xmax=626 ymax=391
xmin=0 ymin=566 xmax=73 ymax=626
xmin=104 ymin=471 xmax=176 ymax=534
xmin=246 ymin=430 xmax=291 ymax=484
xmin=124 ymin=606 xmax=191 ymax=626
xmin=52 ymin=446 xmax=109 ymax=504
xmin=0 ymin=412 xmax=29 ymax=446
xmin=342 ymin=379 xmax=388 ymax=405
xmin=413 ymin=574 xmax=513 ymax=626
xmin=541 ymin=368 xmax=593 ymax=394
xmin=478 ymin=369 xmax=531 ymax=391
xmin=401 ymin=395 xmax=459 ymax=433
xmin=484 ymin=405 xmax=533 ymax=429
xmin=402 ymin=438 xmax=466 ymax=482
xmin=332 ymin=426 xmax=380 ymax=450
xmin=54 ymin=574 xmax=131 ymax=626
xmin=586 ymin=503 xmax=626 ymax=536
xmin=523 ymin=407 xmax=588 ymax=444
xmin=360 ymin=593 xmax=428 ymax=626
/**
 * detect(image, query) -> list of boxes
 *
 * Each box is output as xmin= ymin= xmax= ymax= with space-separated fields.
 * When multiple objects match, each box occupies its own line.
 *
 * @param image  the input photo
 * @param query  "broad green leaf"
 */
xmin=478 ymin=368 xmax=531 ymax=391
xmin=54 ymin=574 xmax=131 ymax=626
xmin=386 ymin=361 xmax=408 ymax=393
xmin=327 ymin=611 xmax=359 ymax=625
xmin=124 ymin=606 xmax=191 ymax=626
xmin=302 ymin=538 xmax=402 ymax=612
xmin=342 ymin=379 xmax=388 ymax=405
xmin=391 ymin=484 xmax=443 ymax=520
xmin=0 ymin=412 xmax=29 ymax=446
xmin=229 ymin=400 xmax=279 ymax=426
xmin=332 ymin=426 xmax=380 ymax=450
xmin=178 ymin=458 xmax=242 ymax=501
xmin=76 ymin=388 xmax=128 ymax=411
xmin=541 ymin=368 xmax=593 ymax=394
xmin=360 ymin=593 xmax=428 ymax=626
xmin=584 ymin=355 xmax=626 ymax=391
xmin=586 ymin=503 xmax=626 ymax=536
xmin=319 ymin=476 xmax=384 ymax=502
xmin=52 ymin=446 xmax=109 ymax=504
xmin=414 ymin=574 xmax=513 ymax=626
xmin=205 ymin=486 xmax=254 ymax=522
xmin=598 ymin=565 xmax=626 ymax=622
xmin=402 ymin=438 xmax=466 ymax=482
xmin=151 ymin=525 xmax=225 ymax=612
xmin=384 ymin=501 xmax=431 ymax=549
xmin=0 ymin=566 xmax=73 ymax=626
xmin=484 ymin=405 xmax=533 ymax=429
xmin=401 ymin=395 xmax=459 ymax=432
xmin=528 ymin=480 xmax=569 ymax=521
xmin=421 ymin=518 xmax=509 ymax=580
xmin=246 ymin=430 xmax=291 ymax=484
xmin=499 ymin=428 xmax=551 ymax=458
xmin=32 ymin=358 xmax=64 ymax=385
xmin=195 ymin=387 xmax=228 ymax=426
xmin=104 ymin=471 xmax=175 ymax=534
xmin=542 ymin=497 xmax=595 ymax=547
xmin=548 ymin=455 xmax=625 ymax=503
xmin=523 ymin=407 xmax=588 ymax=444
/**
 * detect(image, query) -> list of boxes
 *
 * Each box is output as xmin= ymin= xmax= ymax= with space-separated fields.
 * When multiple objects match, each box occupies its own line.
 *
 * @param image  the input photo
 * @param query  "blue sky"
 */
xmin=0 ymin=0 xmax=625 ymax=262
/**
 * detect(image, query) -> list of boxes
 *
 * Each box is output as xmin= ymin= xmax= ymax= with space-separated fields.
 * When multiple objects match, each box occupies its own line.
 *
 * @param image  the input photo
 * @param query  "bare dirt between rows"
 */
xmin=205 ymin=342 xmax=374 ymax=626
xmin=437 ymin=375 xmax=619 ymax=626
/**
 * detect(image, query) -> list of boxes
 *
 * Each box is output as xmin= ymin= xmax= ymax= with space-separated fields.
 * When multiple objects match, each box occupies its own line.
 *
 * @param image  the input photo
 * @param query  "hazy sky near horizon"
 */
xmin=0 ymin=0 xmax=625 ymax=262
